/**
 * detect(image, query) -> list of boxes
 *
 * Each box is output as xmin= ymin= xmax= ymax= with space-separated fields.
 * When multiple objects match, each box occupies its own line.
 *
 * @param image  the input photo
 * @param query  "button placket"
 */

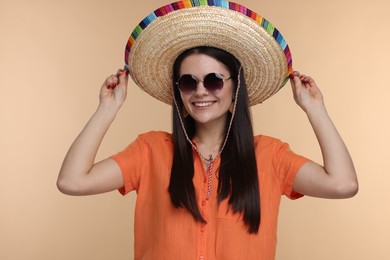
xmin=198 ymin=195 xmax=208 ymax=260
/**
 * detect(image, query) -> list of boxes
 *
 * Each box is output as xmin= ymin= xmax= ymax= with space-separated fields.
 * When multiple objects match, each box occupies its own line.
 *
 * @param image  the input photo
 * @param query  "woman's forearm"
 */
xmin=306 ymin=105 xmax=358 ymax=196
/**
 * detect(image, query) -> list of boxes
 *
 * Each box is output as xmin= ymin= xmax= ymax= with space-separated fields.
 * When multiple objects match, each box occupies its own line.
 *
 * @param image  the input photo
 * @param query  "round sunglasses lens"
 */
xmin=178 ymin=75 xmax=197 ymax=93
xmin=204 ymin=73 xmax=224 ymax=91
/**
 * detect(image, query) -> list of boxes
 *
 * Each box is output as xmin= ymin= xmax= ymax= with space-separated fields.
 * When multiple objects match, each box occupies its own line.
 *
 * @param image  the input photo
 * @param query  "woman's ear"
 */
xmin=183 ymin=106 xmax=189 ymax=118
xmin=229 ymin=99 xmax=235 ymax=113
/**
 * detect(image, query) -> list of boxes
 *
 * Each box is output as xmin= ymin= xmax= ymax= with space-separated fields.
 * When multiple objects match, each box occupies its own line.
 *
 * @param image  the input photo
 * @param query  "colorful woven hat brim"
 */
xmin=125 ymin=0 xmax=292 ymax=106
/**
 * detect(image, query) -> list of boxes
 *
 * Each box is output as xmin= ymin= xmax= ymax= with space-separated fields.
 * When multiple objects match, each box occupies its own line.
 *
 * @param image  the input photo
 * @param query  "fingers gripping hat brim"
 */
xmin=125 ymin=1 xmax=292 ymax=106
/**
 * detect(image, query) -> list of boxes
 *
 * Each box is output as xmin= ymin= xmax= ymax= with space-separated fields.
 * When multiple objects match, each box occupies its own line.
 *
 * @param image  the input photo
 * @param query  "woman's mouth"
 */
xmin=193 ymin=101 xmax=215 ymax=108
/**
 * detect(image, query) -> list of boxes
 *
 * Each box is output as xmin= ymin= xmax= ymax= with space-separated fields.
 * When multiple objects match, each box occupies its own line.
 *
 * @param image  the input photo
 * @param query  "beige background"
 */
xmin=1 ymin=0 xmax=389 ymax=259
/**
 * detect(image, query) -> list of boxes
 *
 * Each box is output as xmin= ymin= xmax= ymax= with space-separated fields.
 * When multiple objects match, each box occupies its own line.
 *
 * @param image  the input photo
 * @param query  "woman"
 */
xmin=57 ymin=1 xmax=358 ymax=259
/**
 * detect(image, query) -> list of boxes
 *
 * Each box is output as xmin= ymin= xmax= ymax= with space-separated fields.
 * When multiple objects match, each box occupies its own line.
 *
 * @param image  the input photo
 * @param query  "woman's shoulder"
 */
xmin=253 ymin=135 xmax=292 ymax=155
xmin=137 ymin=131 xmax=173 ymax=144
xmin=254 ymin=134 xmax=284 ymax=147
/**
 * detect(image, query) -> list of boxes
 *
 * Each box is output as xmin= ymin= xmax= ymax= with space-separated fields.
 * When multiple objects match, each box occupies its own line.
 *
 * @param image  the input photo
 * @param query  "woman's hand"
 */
xmin=99 ymin=68 xmax=129 ymax=111
xmin=290 ymin=71 xmax=324 ymax=113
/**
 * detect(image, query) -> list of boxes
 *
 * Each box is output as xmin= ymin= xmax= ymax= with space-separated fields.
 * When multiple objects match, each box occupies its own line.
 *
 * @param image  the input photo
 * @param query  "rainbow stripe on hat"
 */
xmin=124 ymin=0 xmax=292 ymax=74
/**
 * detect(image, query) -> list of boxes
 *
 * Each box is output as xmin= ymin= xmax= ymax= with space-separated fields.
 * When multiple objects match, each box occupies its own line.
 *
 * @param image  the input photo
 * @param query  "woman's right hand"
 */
xmin=99 ymin=68 xmax=129 ymax=111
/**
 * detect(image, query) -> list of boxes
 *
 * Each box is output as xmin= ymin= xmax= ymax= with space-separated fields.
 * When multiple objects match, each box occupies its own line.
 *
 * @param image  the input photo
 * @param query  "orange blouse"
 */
xmin=111 ymin=131 xmax=309 ymax=260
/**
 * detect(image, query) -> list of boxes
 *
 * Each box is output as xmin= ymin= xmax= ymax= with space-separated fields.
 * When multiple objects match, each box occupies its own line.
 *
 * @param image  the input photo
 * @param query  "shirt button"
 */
xmin=200 ymin=256 xmax=205 ymax=260
xmin=203 ymin=177 xmax=207 ymax=183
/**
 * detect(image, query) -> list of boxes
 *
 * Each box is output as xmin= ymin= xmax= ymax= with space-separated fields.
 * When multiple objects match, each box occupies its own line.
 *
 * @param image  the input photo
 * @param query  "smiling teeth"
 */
xmin=194 ymin=102 xmax=213 ymax=107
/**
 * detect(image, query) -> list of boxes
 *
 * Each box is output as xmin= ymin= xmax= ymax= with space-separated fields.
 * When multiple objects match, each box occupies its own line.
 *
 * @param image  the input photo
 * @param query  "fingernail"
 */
xmin=107 ymin=83 xmax=117 ymax=89
xmin=289 ymin=74 xmax=294 ymax=80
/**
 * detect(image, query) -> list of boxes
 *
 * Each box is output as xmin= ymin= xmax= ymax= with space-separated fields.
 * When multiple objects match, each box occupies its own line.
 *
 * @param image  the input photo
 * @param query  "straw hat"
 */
xmin=124 ymin=1 xmax=293 ymax=106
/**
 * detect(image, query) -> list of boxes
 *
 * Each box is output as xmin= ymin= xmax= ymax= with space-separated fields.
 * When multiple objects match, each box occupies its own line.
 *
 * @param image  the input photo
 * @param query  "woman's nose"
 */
xmin=193 ymin=81 xmax=209 ymax=96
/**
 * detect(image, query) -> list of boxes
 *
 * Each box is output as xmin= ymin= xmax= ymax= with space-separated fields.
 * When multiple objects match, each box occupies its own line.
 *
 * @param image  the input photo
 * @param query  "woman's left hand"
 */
xmin=290 ymin=71 xmax=324 ymax=113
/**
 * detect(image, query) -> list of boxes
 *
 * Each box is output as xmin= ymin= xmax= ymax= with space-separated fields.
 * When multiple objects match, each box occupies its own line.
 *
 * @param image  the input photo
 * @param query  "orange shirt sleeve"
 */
xmin=256 ymin=135 xmax=310 ymax=200
xmin=111 ymin=135 xmax=145 ymax=195
xmin=110 ymin=131 xmax=172 ymax=196
xmin=271 ymin=138 xmax=310 ymax=199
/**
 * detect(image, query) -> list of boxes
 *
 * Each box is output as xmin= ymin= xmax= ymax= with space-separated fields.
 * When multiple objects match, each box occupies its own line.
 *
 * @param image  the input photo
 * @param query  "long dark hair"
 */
xmin=168 ymin=46 xmax=260 ymax=234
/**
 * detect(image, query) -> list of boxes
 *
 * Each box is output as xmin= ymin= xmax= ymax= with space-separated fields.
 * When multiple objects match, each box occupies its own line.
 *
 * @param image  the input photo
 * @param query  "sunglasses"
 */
xmin=176 ymin=73 xmax=232 ymax=94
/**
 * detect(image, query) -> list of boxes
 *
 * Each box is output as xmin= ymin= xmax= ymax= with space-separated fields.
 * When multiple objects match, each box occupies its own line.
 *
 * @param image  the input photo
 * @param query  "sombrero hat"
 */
xmin=125 ymin=0 xmax=293 ymax=106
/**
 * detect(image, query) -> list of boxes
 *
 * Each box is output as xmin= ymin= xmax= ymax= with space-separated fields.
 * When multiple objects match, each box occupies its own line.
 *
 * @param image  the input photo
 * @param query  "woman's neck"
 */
xmin=193 ymin=120 xmax=226 ymax=153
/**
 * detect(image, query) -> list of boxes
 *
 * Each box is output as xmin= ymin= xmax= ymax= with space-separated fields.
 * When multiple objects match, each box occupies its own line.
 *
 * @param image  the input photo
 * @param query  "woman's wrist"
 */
xmin=95 ymin=104 xmax=120 ymax=122
xmin=305 ymin=102 xmax=328 ymax=119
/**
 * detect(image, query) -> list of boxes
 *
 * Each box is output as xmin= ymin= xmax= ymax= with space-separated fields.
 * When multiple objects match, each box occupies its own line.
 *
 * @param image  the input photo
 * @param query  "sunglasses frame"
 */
xmin=176 ymin=72 xmax=232 ymax=94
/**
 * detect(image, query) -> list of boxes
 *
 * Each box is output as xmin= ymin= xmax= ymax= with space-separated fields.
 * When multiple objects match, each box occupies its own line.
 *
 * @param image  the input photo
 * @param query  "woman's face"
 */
xmin=179 ymin=53 xmax=234 ymax=127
